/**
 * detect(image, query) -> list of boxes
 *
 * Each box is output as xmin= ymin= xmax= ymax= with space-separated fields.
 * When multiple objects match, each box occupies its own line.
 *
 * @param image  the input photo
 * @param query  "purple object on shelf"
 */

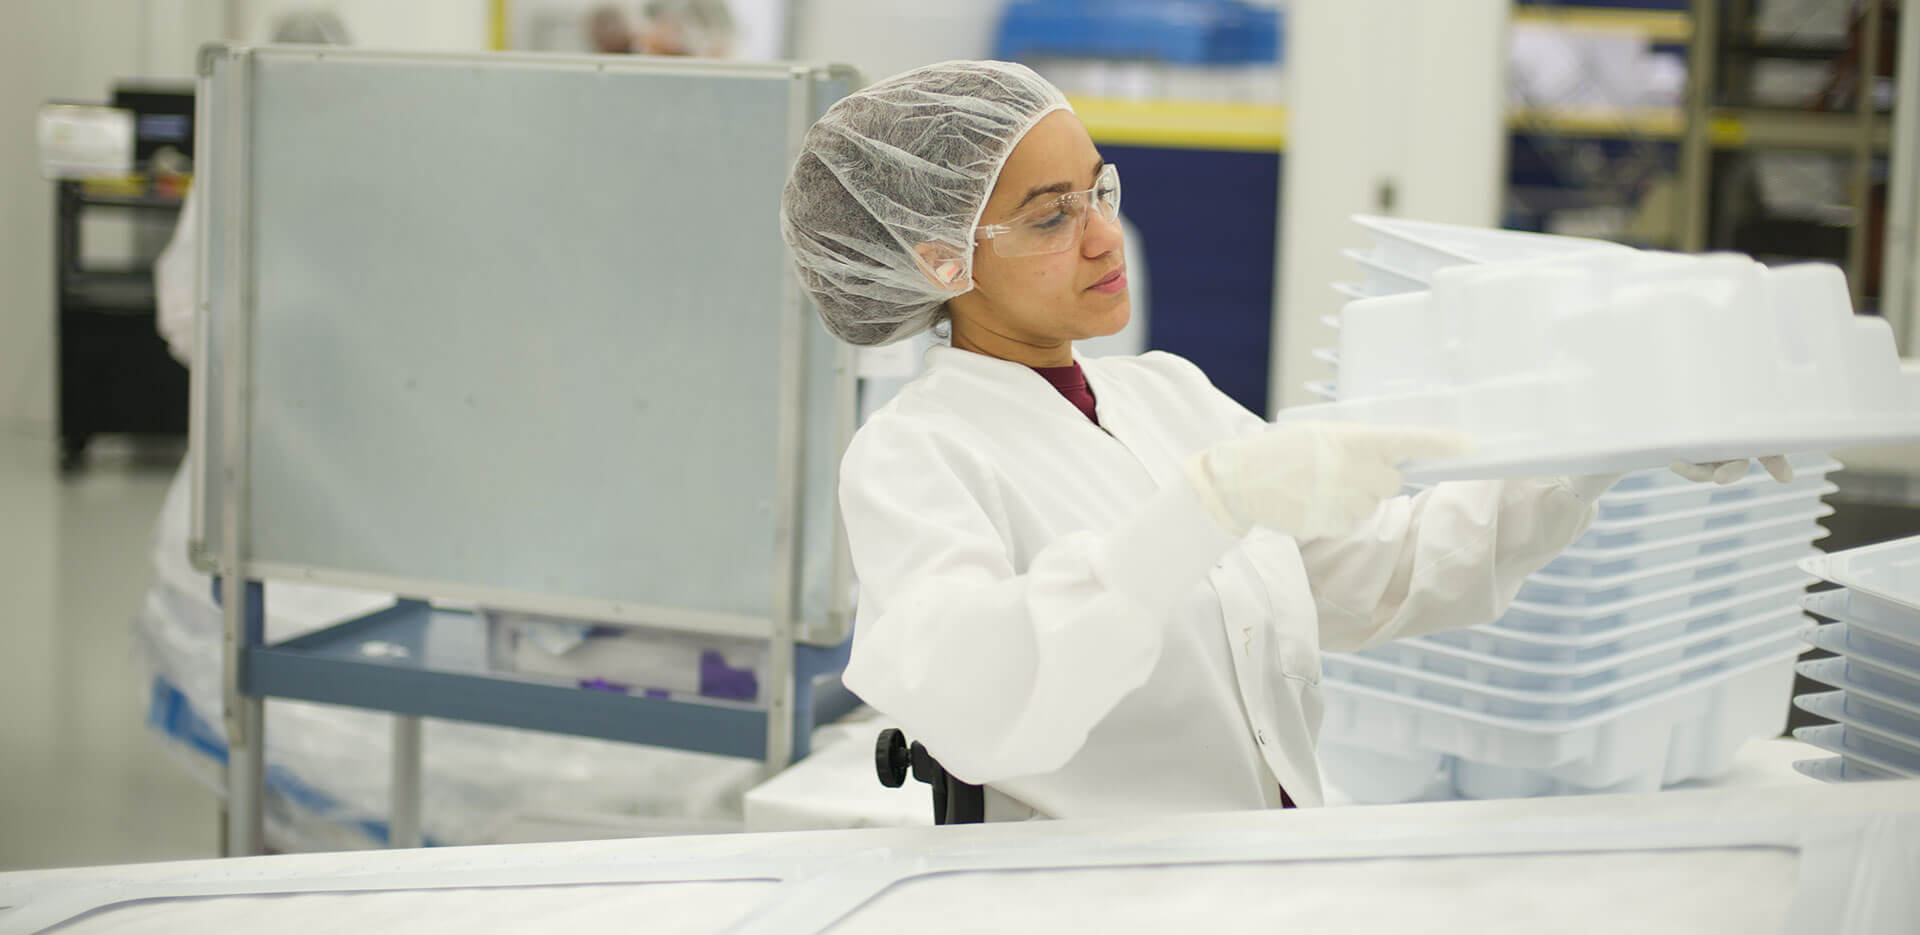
xmin=643 ymin=688 xmax=671 ymax=700
xmin=699 ymin=650 xmax=759 ymax=702
xmin=577 ymin=677 xmax=631 ymax=694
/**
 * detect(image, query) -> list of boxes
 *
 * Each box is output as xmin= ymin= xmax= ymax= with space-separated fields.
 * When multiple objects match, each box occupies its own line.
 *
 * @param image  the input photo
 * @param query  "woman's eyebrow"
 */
xmin=1013 ymin=180 xmax=1073 ymax=212
xmin=1011 ymin=158 xmax=1108 ymax=212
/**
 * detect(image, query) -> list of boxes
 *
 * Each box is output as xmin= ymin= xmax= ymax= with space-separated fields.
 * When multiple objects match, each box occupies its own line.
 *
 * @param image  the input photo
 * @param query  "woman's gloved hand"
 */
xmin=1186 ymin=423 xmax=1472 ymax=538
xmin=1670 ymin=456 xmax=1795 ymax=485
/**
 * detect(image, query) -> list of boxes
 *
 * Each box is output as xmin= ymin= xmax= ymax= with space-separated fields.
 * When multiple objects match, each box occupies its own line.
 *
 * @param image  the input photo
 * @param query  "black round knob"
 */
xmin=875 ymin=728 xmax=910 ymax=788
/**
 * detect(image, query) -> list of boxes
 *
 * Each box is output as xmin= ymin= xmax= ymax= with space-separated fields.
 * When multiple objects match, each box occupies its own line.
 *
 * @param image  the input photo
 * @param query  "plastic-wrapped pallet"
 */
xmin=1308 ymin=218 xmax=1840 ymax=802
xmin=137 ymin=464 xmax=775 ymax=851
xmin=1791 ymin=535 xmax=1920 ymax=782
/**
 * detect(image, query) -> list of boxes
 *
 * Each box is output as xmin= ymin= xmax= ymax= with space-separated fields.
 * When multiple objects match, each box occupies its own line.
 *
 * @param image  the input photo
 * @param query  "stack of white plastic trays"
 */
xmin=1790 ymin=535 xmax=1920 ymax=782
xmin=1311 ymin=217 xmax=1834 ymax=802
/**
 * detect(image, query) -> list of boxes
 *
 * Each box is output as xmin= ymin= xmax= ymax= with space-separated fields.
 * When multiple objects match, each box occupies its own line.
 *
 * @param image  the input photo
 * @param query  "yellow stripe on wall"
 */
xmin=1068 ymin=97 xmax=1288 ymax=152
xmin=1074 ymin=99 xmax=1748 ymax=152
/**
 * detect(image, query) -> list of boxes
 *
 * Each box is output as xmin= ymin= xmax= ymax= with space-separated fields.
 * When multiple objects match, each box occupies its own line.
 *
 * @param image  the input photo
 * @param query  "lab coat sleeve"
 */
xmin=838 ymin=419 xmax=1240 ymax=785
xmin=1298 ymin=476 xmax=1605 ymax=653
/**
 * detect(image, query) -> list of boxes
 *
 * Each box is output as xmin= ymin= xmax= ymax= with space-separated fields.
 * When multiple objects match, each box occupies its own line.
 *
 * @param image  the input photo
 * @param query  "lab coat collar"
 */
xmin=924 ymin=345 xmax=1104 ymax=427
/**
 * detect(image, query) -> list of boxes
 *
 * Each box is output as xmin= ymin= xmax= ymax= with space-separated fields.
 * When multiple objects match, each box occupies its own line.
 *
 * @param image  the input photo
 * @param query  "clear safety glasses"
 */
xmin=975 ymin=163 xmax=1121 ymax=258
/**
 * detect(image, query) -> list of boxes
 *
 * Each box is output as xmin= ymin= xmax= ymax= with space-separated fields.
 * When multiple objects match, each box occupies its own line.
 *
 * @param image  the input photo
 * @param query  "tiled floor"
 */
xmin=0 ymin=432 xmax=220 ymax=870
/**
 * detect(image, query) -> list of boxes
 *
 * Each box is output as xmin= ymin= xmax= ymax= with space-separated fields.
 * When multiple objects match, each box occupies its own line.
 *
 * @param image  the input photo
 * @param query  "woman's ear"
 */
xmin=913 ymin=242 xmax=973 ymax=292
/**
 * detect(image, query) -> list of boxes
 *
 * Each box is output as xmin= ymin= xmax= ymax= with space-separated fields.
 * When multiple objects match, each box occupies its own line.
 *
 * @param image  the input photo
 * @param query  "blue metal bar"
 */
xmin=246 ymin=603 xmax=787 ymax=759
xmin=242 ymin=599 xmax=857 ymax=763
xmin=249 ymin=643 xmax=773 ymax=759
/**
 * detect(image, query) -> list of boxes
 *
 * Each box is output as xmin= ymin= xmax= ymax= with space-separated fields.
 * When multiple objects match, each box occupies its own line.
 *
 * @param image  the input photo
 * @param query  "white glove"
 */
xmin=1669 ymin=456 xmax=1794 ymax=485
xmin=1186 ymin=423 xmax=1472 ymax=538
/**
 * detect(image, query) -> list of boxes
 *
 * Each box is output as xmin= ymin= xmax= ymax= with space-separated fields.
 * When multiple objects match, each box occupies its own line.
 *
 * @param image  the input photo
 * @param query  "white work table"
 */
xmin=4 ymin=778 xmax=1916 ymax=934
xmin=745 ymin=716 xmax=1832 ymax=831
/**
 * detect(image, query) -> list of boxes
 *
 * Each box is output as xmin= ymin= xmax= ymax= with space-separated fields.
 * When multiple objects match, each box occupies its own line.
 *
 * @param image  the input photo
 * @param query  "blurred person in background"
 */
xmin=588 ymin=1 xmax=735 ymax=58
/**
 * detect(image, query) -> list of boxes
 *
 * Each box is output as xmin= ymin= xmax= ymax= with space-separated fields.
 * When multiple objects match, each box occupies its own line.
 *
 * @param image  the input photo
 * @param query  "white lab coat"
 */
xmin=838 ymin=346 xmax=1608 ymax=819
xmin=153 ymin=185 xmax=199 ymax=365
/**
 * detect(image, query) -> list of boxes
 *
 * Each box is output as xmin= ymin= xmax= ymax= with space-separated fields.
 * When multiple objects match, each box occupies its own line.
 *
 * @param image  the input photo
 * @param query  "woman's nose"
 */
xmin=1081 ymin=208 xmax=1123 ymax=257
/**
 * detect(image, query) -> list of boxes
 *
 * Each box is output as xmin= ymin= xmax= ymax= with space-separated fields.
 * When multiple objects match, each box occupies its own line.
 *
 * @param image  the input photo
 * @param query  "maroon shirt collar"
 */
xmin=1029 ymin=361 xmax=1099 ymax=426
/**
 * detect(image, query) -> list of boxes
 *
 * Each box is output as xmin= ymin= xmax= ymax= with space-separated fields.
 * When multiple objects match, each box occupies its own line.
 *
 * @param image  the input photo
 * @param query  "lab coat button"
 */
xmin=1257 ymin=731 xmax=1267 ymax=745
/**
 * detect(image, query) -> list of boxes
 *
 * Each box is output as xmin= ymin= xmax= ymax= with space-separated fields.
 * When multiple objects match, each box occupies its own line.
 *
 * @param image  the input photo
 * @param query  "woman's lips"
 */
xmin=1087 ymin=268 xmax=1127 ymax=294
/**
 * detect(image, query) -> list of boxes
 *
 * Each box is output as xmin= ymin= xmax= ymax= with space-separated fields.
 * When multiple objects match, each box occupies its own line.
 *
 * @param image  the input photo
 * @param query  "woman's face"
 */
xmin=944 ymin=111 xmax=1129 ymax=361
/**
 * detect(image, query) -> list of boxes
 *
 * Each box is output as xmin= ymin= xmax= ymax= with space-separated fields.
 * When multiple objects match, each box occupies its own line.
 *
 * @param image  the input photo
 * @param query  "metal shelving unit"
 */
xmin=53 ymin=178 xmax=190 ymax=469
xmin=215 ymin=586 xmax=857 ymax=849
xmin=1678 ymin=0 xmax=1900 ymax=312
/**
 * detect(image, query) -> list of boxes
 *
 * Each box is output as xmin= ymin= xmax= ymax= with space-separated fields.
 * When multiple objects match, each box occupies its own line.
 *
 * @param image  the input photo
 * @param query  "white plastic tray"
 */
xmin=1566 ymin=489 xmax=1835 ymax=556
xmin=1791 ymin=755 xmax=1905 ymax=783
xmin=1799 ymin=620 xmax=1920 ymax=675
xmin=1431 ymin=579 xmax=1810 ymax=656
xmin=1792 ymin=723 xmax=1920 ymax=776
xmin=1803 ymin=586 xmax=1920 ymax=648
xmin=1352 ymin=214 xmax=1633 ymax=279
xmin=1363 ymin=608 xmax=1798 ymax=693
xmin=1609 ymin=465 xmax=1686 ymax=494
xmin=1396 ymin=432 xmax=1892 ymax=486
xmin=1599 ymin=456 xmax=1830 ymax=497
xmin=1793 ymin=690 xmax=1920 ymax=753
xmin=1578 ymin=480 xmax=1835 ymax=549
xmin=1501 ymin=559 xmax=1811 ymax=634
xmin=1516 ymin=536 xmax=1820 ymax=607
xmin=1799 ymin=534 xmax=1920 ymax=615
xmin=1282 ymin=250 xmax=1920 ymax=483
xmin=1314 ymin=742 xmax=1451 ymax=803
xmin=1589 ymin=467 xmax=1837 ymax=522
xmin=1796 ymin=653 xmax=1920 ymax=707
xmin=1319 ymin=646 xmax=1798 ymax=789
xmin=1323 ymin=628 xmax=1802 ymax=720
xmin=1544 ymin=508 xmax=1830 ymax=578
xmin=1341 ymin=247 xmax=1429 ymax=296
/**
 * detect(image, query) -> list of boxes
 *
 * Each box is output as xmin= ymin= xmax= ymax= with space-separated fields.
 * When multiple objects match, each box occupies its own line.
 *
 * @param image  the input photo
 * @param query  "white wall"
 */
xmin=237 ymin=0 xmax=490 ymax=50
xmin=790 ymin=0 xmax=1011 ymax=85
xmin=1269 ymin=0 xmax=1507 ymax=412
xmin=0 ymin=1 xmax=489 ymax=438
xmin=0 ymin=0 xmax=180 ymax=436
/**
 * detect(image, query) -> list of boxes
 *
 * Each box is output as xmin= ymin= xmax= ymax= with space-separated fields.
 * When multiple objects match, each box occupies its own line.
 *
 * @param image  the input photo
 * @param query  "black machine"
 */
xmin=113 ymin=81 xmax=196 ymax=165
xmin=875 ymin=728 xmax=985 ymax=825
xmin=54 ymin=81 xmax=194 ymax=470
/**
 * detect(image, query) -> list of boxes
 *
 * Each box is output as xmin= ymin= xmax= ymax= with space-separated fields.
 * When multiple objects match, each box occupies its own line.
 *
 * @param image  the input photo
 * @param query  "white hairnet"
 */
xmin=780 ymin=60 xmax=1072 ymax=346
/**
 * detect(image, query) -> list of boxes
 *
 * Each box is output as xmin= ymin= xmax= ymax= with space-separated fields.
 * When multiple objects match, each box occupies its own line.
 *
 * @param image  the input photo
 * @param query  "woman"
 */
xmin=779 ymin=61 xmax=1789 ymax=820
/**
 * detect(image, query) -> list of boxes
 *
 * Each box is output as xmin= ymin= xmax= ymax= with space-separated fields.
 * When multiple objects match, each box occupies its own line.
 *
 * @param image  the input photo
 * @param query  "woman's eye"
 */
xmin=1032 ymin=210 xmax=1070 ymax=231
